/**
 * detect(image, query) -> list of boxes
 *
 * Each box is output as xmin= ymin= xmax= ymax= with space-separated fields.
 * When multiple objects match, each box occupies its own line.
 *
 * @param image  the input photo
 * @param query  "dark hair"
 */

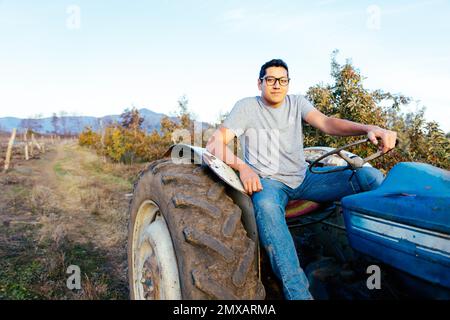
xmin=259 ymin=59 xmax=289 ymax=79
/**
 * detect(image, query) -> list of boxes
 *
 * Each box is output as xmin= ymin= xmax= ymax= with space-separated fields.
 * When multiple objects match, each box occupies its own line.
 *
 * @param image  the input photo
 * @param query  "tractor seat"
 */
xmin=285 ymin=199 xmax=322 ymax=219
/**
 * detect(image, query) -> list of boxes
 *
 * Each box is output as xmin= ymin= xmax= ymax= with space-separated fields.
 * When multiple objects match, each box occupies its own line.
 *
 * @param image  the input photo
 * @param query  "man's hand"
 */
xmin=367 ymin=126 xmax=397 ymax=153
xmin=238 ymin=164 xmax=263 ymax=196
xmin=206 ymin=126 xmax=263 ymax=195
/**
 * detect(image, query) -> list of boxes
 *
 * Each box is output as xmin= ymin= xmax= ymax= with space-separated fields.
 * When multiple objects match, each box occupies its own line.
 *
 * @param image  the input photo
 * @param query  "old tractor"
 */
xmin=127 ymin=140 xmax=450 ymax=300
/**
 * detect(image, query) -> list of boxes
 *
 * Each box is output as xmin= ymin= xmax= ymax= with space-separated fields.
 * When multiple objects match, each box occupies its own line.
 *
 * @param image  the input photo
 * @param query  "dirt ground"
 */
xmin=0 ymin=141 xmax=146 ymax=299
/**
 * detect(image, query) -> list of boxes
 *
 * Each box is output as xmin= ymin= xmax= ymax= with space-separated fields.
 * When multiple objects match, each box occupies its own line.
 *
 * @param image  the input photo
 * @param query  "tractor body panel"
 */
xmin=342 ymin=162 xmax=450 ymax=288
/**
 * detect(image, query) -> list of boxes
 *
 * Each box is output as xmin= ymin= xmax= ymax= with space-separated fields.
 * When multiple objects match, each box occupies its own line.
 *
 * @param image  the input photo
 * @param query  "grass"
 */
xmin=74 ymin=144 xmax=145 ymax=188
xmin=81 ymin=160 xmax=133 ymax=189
xmin=29 ymin=185 xmax=57 ymax=216
xmin=0 ymin=260 xmax=45 ymax=300
xmin=53 ymin=162 xmax=69 ymax=176
xmin=0 ymin=224 xmax=128 ymax=300
xmin=53 ymin=152 xmax=74 ymax=177
xmin=4 ymin=185 xmax=31 ymax=212
xmin=0 ymin=225 xmax=45 ymax=300
xmin=10 ymin=184 xmax=29 ymax=195
xmin=56 ymin=144 xmax=136 ymax=189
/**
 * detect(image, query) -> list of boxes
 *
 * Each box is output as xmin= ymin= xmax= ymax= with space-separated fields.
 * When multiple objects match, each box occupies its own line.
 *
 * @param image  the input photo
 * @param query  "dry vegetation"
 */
xmin=0 ymin=140 xmax=146 ymax=299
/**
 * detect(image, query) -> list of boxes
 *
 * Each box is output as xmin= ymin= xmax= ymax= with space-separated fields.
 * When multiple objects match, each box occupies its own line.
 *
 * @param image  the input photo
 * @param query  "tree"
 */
xmin=59 ymin=111 xmax=68 ymax=135
xmin=51 ymin=113 xmax=59 ymax=134
xmin=176 ymin=95 xmax=190 ymax=117
xmin=305 ymin=52 xmax=397 ymax=156
xmin=120 ymin=107 xmax=144 ymax=136
xmin=19 ymin=114 xmax=43 ymax=133
xmin=79 ymin=126 xmax=100 ymax=147
xmin=304 ymin=51 xmax=449 ymax=171
xmin=176 ymin=95 xmax=196 ymax=129
xmin=19 ymin=119 xmax=31 ymax=132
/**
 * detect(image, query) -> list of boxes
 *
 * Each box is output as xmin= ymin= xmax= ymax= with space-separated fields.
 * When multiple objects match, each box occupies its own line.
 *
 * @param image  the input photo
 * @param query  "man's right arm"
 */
xmin=206 ymin=127 xmax=263 ymax=195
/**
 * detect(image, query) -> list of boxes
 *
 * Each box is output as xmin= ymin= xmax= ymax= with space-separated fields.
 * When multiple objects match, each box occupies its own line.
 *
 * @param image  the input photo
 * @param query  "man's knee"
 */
xmin=252 ymin=192 xmax=287 ymax=228
xmin=356 ymin=167 xmax=384 ymax=191
xmin=253 ymin=197 xmax=284 ymax=215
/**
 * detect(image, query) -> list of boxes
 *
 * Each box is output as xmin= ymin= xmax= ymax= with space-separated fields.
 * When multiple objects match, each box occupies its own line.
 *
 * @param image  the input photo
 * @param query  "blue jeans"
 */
xmin=251 ymin=166 xmax=384 ymax=300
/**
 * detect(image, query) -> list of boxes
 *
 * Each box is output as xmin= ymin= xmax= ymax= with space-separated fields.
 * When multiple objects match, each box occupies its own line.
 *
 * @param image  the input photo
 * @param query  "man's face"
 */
xmin=258 ymin=66 xmax=289 ymax=107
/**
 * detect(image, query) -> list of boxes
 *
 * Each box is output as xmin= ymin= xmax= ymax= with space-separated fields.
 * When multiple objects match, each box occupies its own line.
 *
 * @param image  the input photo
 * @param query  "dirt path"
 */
xmin=37 ymin=142 xmax=131 ymax=247
xmin=0 ymin=141 xmax=145 ymax=299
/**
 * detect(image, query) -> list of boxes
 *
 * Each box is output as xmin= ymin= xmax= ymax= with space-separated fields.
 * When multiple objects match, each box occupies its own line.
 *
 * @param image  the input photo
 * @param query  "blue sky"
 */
xmin=1 ymin=0 xmax=449 ymax=131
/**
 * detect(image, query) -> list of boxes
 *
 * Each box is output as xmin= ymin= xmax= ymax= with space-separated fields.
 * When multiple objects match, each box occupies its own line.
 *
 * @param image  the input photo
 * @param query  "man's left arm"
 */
xmin=304 ymin=109 xmax=397 ymax=153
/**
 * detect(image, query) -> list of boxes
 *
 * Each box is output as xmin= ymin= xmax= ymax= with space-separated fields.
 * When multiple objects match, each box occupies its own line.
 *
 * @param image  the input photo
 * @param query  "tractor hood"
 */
xmin=342 ymin=162 xmax=450 ymax=288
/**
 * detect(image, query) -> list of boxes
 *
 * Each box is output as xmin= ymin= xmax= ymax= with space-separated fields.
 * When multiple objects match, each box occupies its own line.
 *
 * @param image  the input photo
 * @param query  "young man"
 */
xmin=206 ymin=59 xmax=397 ymax=300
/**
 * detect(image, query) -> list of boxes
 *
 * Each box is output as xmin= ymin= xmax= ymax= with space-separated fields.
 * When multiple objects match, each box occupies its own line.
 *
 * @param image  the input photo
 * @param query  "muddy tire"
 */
xmin=128 ymin=158 xmax=265 ymax=300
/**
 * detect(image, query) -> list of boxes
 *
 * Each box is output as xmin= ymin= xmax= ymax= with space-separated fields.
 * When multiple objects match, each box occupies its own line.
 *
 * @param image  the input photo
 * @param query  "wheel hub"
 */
xmin=141 ymin=253 xmax=160 ymax=299
xmin=131 ymin=200 xmax=181 ymax=300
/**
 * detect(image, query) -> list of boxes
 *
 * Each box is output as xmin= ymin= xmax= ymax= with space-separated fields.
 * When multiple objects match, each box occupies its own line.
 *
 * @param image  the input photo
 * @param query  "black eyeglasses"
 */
xmin=261 ymin=76 xmax=290 ymax=86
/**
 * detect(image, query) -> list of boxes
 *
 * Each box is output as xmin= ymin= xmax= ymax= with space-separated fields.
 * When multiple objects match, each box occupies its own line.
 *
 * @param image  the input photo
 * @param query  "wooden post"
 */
xmin=31 ymin=133 xmax=42 ymax=152
xmin=3 ymin=129 xmax=17 ymax=173
xmin=24 ymin=131 xmax=29 ymax=160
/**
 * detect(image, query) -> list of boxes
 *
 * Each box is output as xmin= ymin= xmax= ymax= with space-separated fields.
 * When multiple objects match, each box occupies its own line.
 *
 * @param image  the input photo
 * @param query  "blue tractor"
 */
xmin=127 ymin=140 xmax=449 ymax=300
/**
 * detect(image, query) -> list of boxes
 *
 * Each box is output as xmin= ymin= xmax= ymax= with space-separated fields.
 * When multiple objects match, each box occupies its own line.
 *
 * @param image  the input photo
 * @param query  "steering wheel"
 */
xmin=309 ymin=138 xmax=394 ymax=174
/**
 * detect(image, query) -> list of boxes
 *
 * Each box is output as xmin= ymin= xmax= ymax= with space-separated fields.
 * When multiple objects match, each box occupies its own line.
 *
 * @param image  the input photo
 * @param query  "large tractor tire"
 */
xmin=128 ymin=158 xmax=265 ymax=300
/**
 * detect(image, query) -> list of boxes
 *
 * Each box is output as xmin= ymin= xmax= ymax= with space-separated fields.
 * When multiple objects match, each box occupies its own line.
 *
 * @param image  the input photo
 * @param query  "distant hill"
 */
xmin=0 ymin=109 xmax=173 ymax=134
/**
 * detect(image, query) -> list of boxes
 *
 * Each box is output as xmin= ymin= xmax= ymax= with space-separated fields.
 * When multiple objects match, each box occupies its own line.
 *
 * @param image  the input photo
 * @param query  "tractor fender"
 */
xmin=164 ymin=144 xmax=258 ymax=243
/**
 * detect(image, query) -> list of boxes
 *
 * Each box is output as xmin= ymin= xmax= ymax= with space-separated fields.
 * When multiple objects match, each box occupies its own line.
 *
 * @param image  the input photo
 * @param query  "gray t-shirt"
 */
xmin=222 ymin=94 xmax=316 ymax=189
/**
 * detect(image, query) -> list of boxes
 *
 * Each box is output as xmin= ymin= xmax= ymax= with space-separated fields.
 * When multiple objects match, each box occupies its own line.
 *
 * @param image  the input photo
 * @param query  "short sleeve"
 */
xmin=298 ymin=95 xmax=317 ymax=120
xmin=222 ymin=99 xmax=250 ymax=138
